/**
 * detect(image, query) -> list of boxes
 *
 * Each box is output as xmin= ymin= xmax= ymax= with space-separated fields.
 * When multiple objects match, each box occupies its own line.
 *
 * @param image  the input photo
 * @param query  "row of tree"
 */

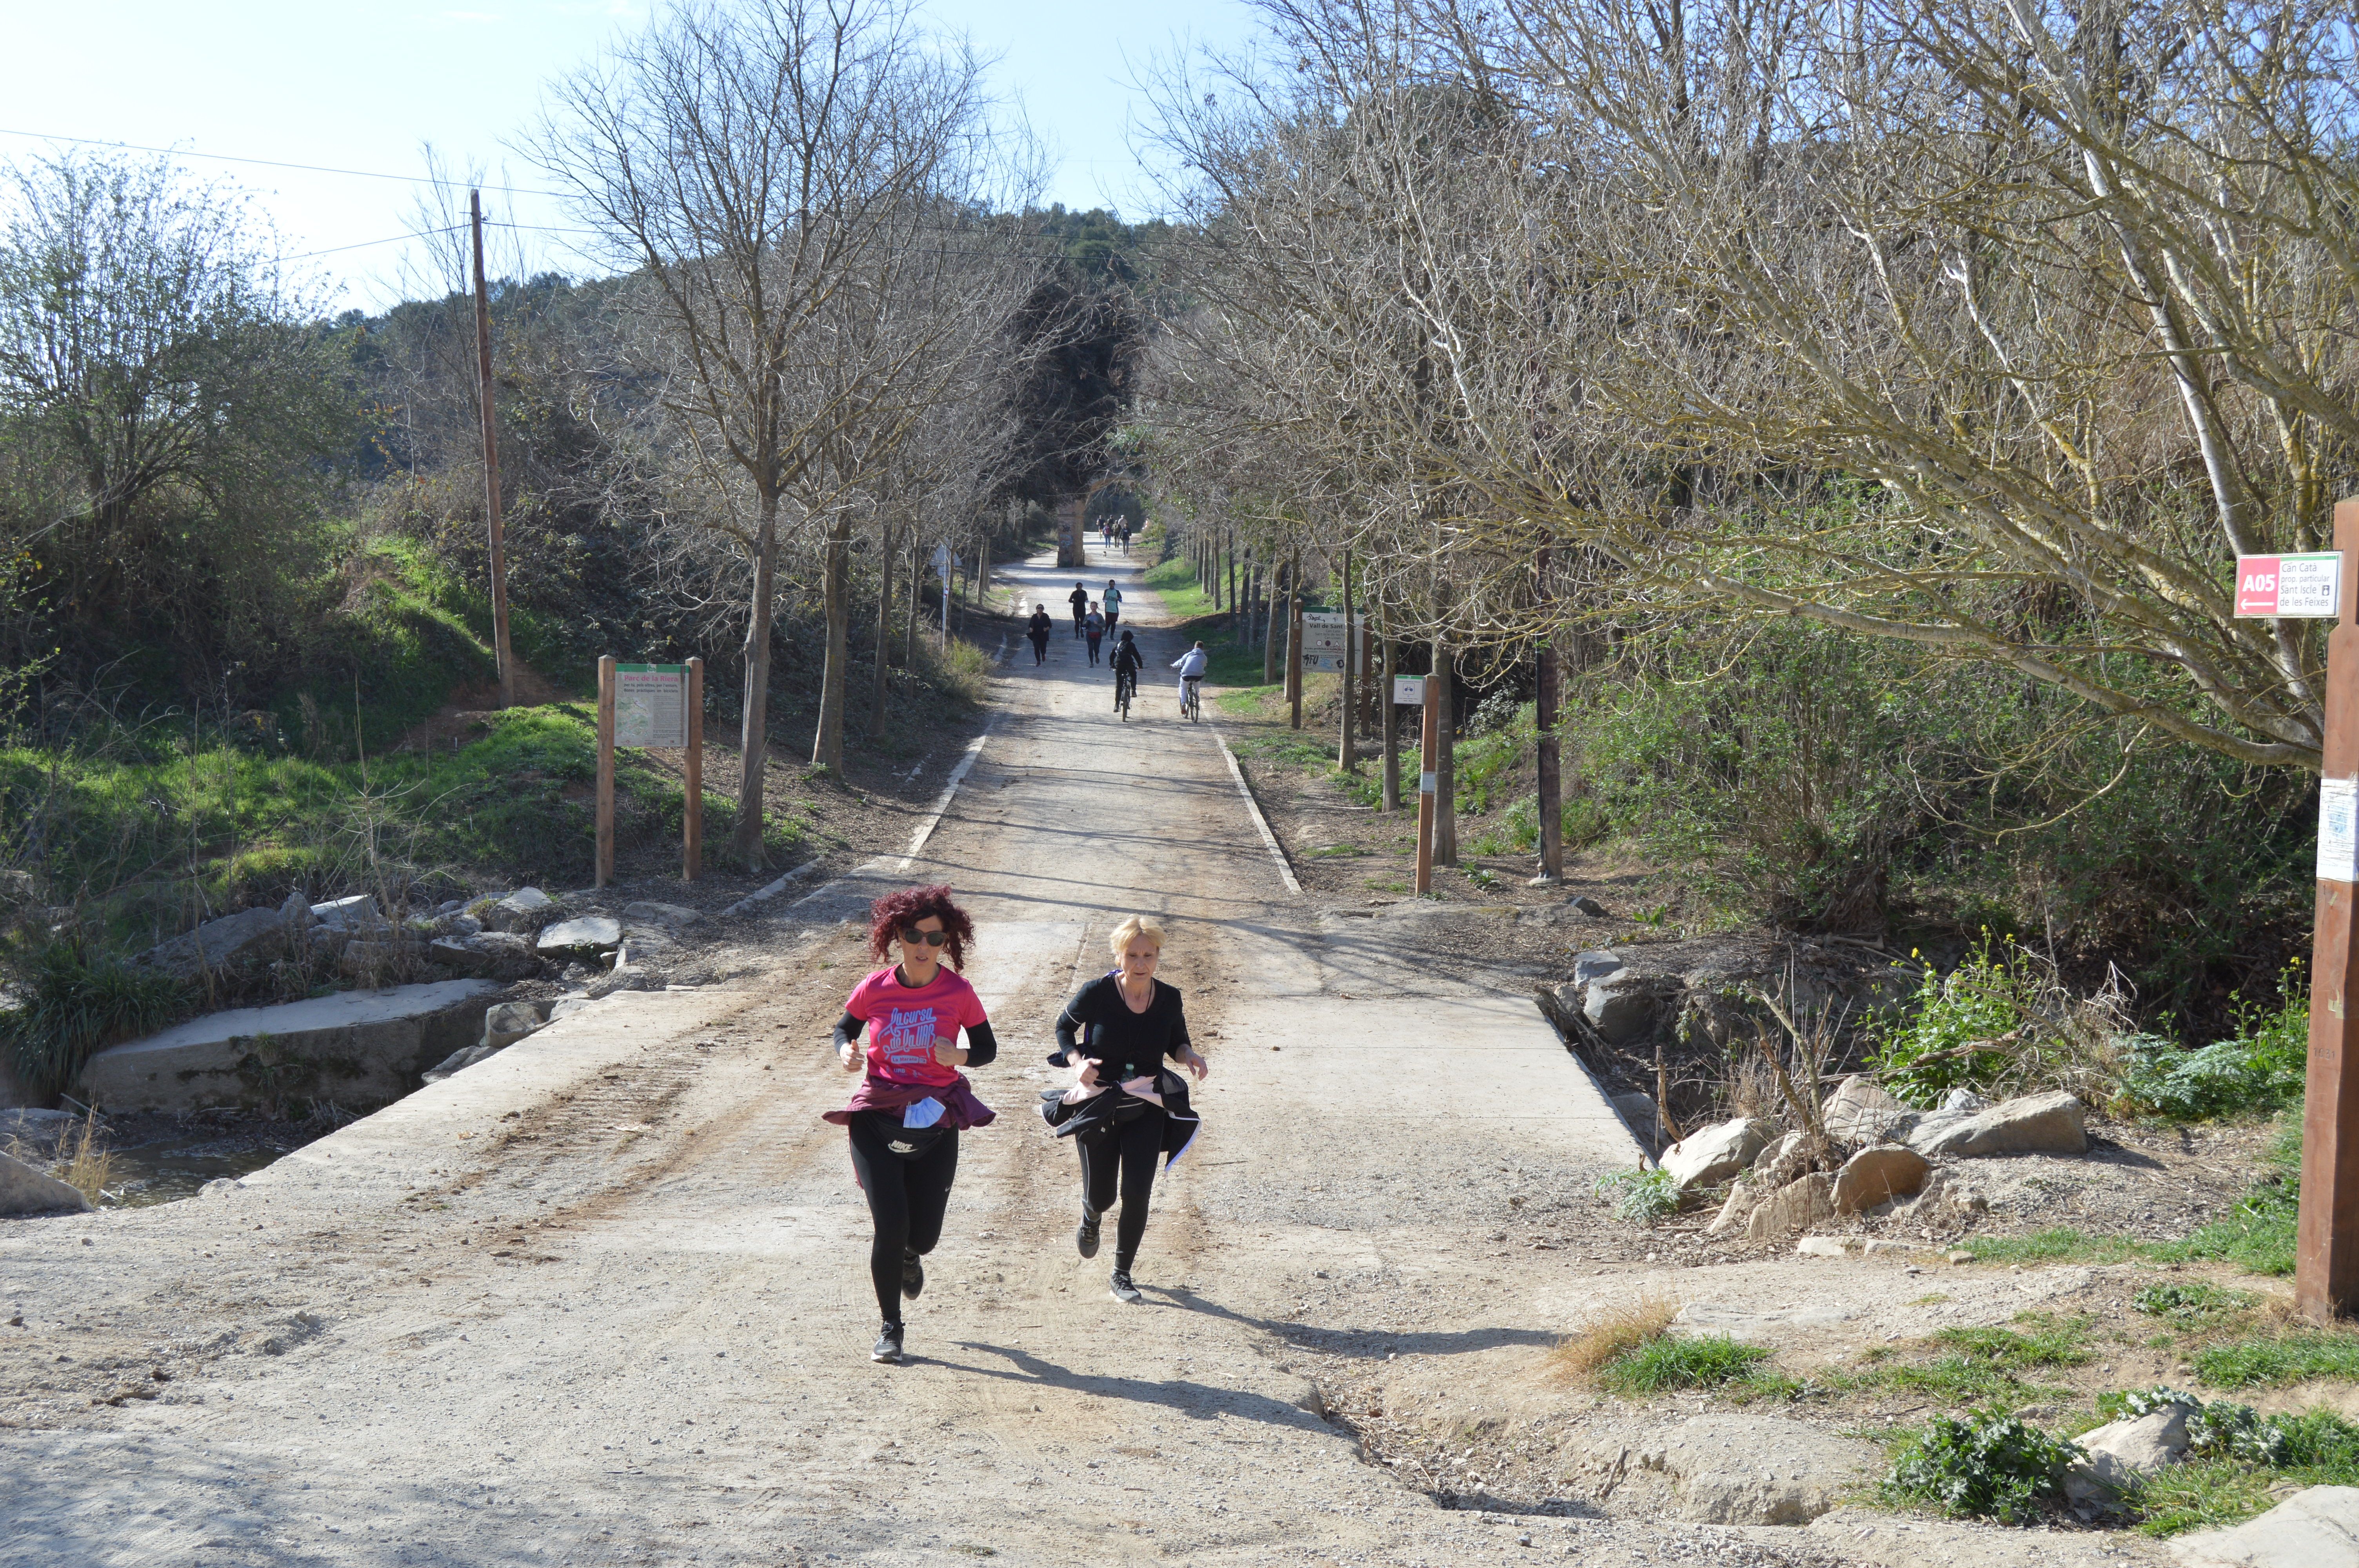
xmin=1130 ymin=0 xmax=2359 ymax=892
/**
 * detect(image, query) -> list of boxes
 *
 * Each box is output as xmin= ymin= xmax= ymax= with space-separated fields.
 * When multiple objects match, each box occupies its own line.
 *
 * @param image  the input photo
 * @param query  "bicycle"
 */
xmin=1115 ymin=668 xmax=1135 ymax=720
xmin=1181 ymin=676 xmax=1202 ymax=722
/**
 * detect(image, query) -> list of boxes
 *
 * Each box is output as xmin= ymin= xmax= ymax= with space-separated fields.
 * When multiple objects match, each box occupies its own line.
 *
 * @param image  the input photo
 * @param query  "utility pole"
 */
xmin=470 ymin=191 xmax=515 ymax=710
xmin=2299 ymin=497 xmax=2359 ymax=1319
xmin=1338 ymin=547 xmax=1358 ymax=773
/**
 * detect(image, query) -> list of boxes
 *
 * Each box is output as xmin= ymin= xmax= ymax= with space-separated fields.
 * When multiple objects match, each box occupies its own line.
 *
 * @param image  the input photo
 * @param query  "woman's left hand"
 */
xmin=1181 ymin=1049 xmax=1209 ymax=1082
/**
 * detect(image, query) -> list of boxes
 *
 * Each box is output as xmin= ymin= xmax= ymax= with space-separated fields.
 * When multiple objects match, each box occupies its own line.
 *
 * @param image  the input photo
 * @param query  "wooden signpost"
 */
xmin=1407 ymin=675 xmax=1438 ymax=895
xmin=2238 ymin=506 xmax=2355 ymax=1319
xmin=594 ymin=656 xmax=705 ymax=889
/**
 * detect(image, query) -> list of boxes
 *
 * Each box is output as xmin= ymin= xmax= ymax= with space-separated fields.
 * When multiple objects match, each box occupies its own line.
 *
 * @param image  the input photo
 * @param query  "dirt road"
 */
xmin=5 ymin=546 xmax=1880 ymax=1567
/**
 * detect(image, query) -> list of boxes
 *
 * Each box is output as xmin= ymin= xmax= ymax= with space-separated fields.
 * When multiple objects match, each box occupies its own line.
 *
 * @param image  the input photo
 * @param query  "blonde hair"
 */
xmin=1109 ymin=915 xmax=1166 ymax=958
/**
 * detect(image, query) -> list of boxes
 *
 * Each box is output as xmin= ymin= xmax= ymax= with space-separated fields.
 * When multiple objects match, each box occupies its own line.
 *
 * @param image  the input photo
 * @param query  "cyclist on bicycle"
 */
xmin=1172 ymin=642 xmax=1209 ymax=714
xmin=1111 ymin=629 xmax=1143 ymax=708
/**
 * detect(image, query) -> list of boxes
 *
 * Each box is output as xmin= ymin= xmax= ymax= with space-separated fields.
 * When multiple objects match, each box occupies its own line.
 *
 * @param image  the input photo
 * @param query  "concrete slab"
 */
xmin=77 ymin=980 xmax=503 ymax=1113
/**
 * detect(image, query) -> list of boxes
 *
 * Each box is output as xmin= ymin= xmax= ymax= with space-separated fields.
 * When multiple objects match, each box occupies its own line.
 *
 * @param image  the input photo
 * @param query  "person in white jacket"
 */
xmin=1172 ymin=642 xmax=1209 ymax=709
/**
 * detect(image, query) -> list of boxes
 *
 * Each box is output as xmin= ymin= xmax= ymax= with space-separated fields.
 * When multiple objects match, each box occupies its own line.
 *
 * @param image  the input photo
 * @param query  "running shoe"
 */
xmin=1109 ymin=1269 xmax=1143 ymax=1305
xmin=871 ymin=1322 xmax=904 ymax=1363
xmin=901 ymin=1249 xmax=925 ymax=1300
xmin=1076 ymin=1207 xmax=1101 ymax=1259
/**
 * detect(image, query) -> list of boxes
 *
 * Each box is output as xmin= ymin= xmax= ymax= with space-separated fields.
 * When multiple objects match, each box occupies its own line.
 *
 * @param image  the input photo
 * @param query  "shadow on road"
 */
xmin=938 ymin=1340 xmax=1335 ymax=1435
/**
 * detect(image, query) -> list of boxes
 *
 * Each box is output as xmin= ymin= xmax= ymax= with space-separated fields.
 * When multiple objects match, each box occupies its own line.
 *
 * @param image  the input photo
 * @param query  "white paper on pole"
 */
xmin=1393 ymin=676 xmax=1425 ymax=706
xmin=616 ymin=667 xmax=686 ymax=749
xmin=1419 ymin=771 xmax=1438 ymax=795
xmin=2321 ymin=778 xmax=2359 ymax=883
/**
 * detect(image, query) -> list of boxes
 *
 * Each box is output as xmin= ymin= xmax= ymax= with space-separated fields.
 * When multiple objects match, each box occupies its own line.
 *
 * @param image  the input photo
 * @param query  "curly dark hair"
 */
xmin=865 ymin=884 xmax=975 ymax=972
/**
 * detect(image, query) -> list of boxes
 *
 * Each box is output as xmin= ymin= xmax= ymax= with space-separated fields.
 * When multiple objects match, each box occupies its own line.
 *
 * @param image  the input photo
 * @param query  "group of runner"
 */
xmin=1098 ymin=515 xmax=1135 ymax=552
xmin=827 ymin=886 xmax=1205 ymax=1364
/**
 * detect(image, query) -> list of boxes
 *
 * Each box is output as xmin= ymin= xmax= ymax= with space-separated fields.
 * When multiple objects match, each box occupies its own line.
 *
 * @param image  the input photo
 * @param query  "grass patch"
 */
xmin=1141 ymin=553 xmax=1227 ymax=622
xmin=1849 ymin=1314 xmax=2092 ymax=1406
xmin=2194 ymin=1332 xmax=2359 ymax=1389
xmin=1882 ymin=1411 xmax=2081 ymax=1524
xmin=1958 ymin=1229 xmax=2154 ymax=1266
xmin=1550 ymin=1293 xmax=1679 ymax=1380
xmin=2132 ymin=1282 xmax=2259 ymax=1327
xmin=1596 ymin=1334 xmax=1776 ymax=1396
xmin=1595 ymin=1166 xmax=1682 ymax=1225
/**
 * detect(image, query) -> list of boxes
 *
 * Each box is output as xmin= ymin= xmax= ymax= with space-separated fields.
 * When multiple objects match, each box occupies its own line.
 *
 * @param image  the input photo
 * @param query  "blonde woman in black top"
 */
xmin=1043 ymin=915 xmax=1207 ymax=1303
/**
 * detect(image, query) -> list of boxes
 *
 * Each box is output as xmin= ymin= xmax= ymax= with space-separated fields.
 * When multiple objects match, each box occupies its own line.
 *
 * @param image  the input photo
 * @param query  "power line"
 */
xmin=284 ymin=224 xmax=463 ymax=261
xmin=0 ymin=127 xmax=565 ymax=196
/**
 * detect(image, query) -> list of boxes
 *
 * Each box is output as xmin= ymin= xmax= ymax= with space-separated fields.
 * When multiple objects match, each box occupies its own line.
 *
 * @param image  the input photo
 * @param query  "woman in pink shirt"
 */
xmin=823 ymin=885 xmax=999 ymax=1364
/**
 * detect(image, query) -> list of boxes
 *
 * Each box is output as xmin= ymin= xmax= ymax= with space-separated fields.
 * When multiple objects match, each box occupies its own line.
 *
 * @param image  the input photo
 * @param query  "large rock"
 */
xmin=422 ymin=1044 xmax=498 ymax=1084
xmin=2065 ymin=1404 xmax=2189 ymax=1508
xmin=538 ymin=916 xmax=622 ymax=957
xmin=309 ymin=895 xmax=376 ymax=931
xmin=0 ymin=1150 xmax=91 ymax=1216
xmin=77 ymin=980 xmax=502 ymax=1113
xmin=2169 ymin=1484 xmax=2359 ymax=1567
xmin=1821 ymin=1074 xmax=1915 ymax=1142
xmin=1906 ymin=1090 xmax=2087 ymax=1158
xmin=1661 ymin=1117 xmax=1777 ymax=1190
xmin=481 ymin=1001 xmax=542 ymax=1051
xmin=1746 ymin=1171 xmax=1835 ymax=1241
xmin=1584 ymin=979 xmax=1659 ymax=1045
xmin=133 ymin=905 xmax=289 ymax=983
xmin=431 ymin=931 xmax=540 ymax=982
xmin=1572 ymin=949 xmax=1625 ymax=984
xmin=1635 ymin=1414 xmax=1876 ymax=1525
xmin=1705 ymin=1178 xmax=1762 ymax=1237
xmin=1832 ymin=1144 xmax=1931 ymax=1214
xmin=485 ymin=887 xmax=556 ymax=934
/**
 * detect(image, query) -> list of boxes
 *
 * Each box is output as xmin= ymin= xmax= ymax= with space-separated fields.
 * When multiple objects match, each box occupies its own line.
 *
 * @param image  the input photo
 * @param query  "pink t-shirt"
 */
xmin=843 ymin=966 xmax=989 ymax=1089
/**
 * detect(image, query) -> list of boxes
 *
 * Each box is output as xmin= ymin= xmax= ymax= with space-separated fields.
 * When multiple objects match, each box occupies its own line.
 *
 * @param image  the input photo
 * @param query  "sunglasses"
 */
xmin=899 ymin=927 xmax=951 ymax=947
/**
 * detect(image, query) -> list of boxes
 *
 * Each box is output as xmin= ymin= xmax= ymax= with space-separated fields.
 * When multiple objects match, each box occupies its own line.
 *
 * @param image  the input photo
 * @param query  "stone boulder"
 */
xmin=1832 ymin=1144 xmax=1931 ymax=1214
xmin=485 ymin=887 xmax=556 ymax=934
xmin=586 ymin=965 xmax=658 ymax=1000
xmin=1573 ymin=949 xmax=1626 ymax=985
xmin=1821 ymin=1074 xmax=1916 ymax=1142
xmin=1610 ymin=1091 xmax=1662 ymax=1152
xmin=1746 ymin=1172 xmax=1834 ymax=1241
xmin=2169 ymin=1485 xmax=2359 ymax=1567
xmin=1705 ymin=1178 xmax=1762 ymax=1238
xmin=134 ymin=904 xmax=290 ymax=983
xmin=481 ymin=1001 xmax=542 ymax=1051
xmin=1567 ymin=895 xmax=1609 ymax=917
xmin=1906 ymin=1090 xmax=2087 ymax=1158
xmin=310 ymin=895 xmax=376 ymax=931
xmin=1584 ymin=978 xmax=1661 ymax=1046
xmin=1660 ymin=1117 xmax=1777 ymax=1191
xmin=2065 ymin=1403 xmax=2189 ymax=1508
xmin=422 ymin=1044 xmax=498 ymax=1084
xmin=538 ymin=916 xmax=622 ymax=958
xmin=0 ymin=1150 xmax=91 ymax=1216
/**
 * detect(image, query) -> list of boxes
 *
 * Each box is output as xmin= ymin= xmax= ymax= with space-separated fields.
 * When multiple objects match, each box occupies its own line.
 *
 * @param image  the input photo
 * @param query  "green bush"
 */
xmin=1867 ymin=933 xmax=2120 ymax=1107
xmin=2130 ymin=1284 xmax=2257 ymax=1326
xmin=1883 ymin=1411 xmax=2081 ymax=1524
xmin=1595 ymin=1334 xmax=1774 ymax=1394
xmin=0 ymin=937 xmax=187 ymax=1096
xmin=1595 ymin=1167 xmax=1682 ymax=1225
xmin=2121 ymin=969 xmax=2307 ymax=1120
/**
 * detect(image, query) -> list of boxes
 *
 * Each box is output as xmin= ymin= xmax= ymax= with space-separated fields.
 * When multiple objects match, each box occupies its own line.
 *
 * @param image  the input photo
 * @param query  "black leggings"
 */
xmin=846 ymin=1113 xmax=958 ymax=1326
xmin=1029 ymin=632 xmax=1049 ymax=664
xmin=1078 ymin=1111 xmax=1163 ymax=1271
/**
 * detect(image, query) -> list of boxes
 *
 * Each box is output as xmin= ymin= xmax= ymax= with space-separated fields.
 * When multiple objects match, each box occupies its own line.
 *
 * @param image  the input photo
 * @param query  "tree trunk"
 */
xmin=812 ymin=513 xmax=852 ymax=771
xmin=1225 ymin=534 xmax=1237 ymax=628
xmin=869 ymin=522 xmax=894 ymax=740
xmin=1263 ymin=560 xmax=1281 ymax=685
xmin=1286 ymin=553 xmax=1303 ymax=730
xmin=1432 ymin=637 xmax=1457 ymax=864
xmin=1536 ymin=548 xmax=1563 ymax=882
xmin=732 ymin=493 xmax=781 ymax=867
xmin=1337 ymin=547 xmax=1358 ymax=773
xmin=903 ymin=538 xmax=921 ymax=666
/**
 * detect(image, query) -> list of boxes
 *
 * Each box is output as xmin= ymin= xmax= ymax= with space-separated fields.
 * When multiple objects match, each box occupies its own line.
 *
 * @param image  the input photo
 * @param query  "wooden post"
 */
xmin=1534 ymin=546 xmax=1564 ymax=884
xmin=470 ymin=192 xmax=516 ymax=710
xmin=1287 ymin=553 xmax=1304 ymax=730
xmin=683 ymin=657 xmax=703 ymax=882
xmin=1415 ymin=671 xmax=1439 ymax=894
xmin=1381 ymin=624 xmax=1401 ymax=812
xmin=595 ymin=655 xmax=615 ymax=889
xmin=2299 ymin=497 xmax=2359 ymax=1320
xmin=1338 ymin=547 xmax=1358 ymax=773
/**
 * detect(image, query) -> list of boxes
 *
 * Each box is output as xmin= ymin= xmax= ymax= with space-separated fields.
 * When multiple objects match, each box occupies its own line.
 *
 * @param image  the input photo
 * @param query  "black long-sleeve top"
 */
xmin=1049 ymin=975 xmax=1190 ymax=1083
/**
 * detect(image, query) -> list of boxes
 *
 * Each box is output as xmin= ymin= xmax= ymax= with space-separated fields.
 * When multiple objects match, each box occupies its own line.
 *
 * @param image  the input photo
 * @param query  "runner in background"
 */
xmin=824 ymin=887 xmax=998 ymax=1365
xmin=1068 ymin=581 xmax=1089 ymax=639
xmin=1083 ymin=603 xmax=1106 ymax=666
xmin=1103 ymin=579 xmax=1123 ymax=634
xmin=1027 ymin=604 xmax=1052 ymax=665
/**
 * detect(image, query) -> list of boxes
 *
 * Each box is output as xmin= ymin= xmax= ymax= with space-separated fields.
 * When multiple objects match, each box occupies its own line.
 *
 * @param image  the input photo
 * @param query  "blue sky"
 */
xmin=1 ymin=0 xmax=1261 ymax=309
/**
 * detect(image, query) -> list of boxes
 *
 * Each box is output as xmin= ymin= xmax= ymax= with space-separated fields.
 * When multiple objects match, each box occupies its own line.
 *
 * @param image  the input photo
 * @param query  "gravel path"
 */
xmin=0 ymin=545 xmax=2153 ymax=1567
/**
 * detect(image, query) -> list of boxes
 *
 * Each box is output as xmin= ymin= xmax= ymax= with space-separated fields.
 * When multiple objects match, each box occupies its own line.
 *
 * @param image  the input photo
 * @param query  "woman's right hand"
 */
xmin=1073 ymin=1056 xmax=1107 ymax=1094
xmin=837 ymin=1040 xmax=860 ymax=1072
